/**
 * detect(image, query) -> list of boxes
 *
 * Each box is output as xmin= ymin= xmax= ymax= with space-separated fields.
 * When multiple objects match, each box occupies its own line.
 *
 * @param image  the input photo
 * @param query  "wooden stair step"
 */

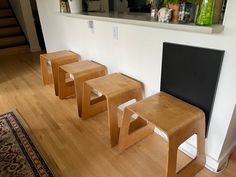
xmin=0 ymin=45 xmax=30 ymax=56
xmin=0 ymin=35 xmax=26 ymax=49
xmin=0 ymin=26 xmax=22 ymax=37
xmin=0 ymin=0 xmax=9 ymax=9
xmin=0 ymin=9 xmax=13 ymax=18
xmin=0 ymin=17 xmax=17 ymax=27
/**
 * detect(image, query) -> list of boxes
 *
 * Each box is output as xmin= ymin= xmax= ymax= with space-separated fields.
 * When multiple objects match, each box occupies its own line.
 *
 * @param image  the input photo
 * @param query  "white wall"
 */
xmin=219 ymin=105 xmax=236 ymax=162
xmin=36 ymin=0 xmax=236 ymax=172
xmin=9 ymin=0 xmax=41 ymax=52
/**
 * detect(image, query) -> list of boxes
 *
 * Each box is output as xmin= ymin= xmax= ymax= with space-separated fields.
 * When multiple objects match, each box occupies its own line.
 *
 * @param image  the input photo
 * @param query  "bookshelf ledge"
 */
xmin=59 ymin=12 xmax=224 ymax=34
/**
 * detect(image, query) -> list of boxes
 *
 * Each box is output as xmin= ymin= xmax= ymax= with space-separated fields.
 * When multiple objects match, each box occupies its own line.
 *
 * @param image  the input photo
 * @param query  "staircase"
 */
xmin=0 ymin=0 xmax=29 ymax=55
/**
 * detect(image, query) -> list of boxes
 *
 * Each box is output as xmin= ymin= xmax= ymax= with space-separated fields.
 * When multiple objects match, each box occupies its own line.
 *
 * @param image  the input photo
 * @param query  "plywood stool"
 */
xmin=58 ymin=60 xmax=107 ymax=116
xmin=119 ymin=92 xmax=205 ymax=177
xmin=40 ymin=50 xmax=80 ymax=95
xmin=82 ymin=73 xmax=143 ymax=147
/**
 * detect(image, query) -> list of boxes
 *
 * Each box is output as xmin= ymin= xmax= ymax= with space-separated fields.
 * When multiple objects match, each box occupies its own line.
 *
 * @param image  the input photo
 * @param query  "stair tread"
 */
xmin=0 ymin=17 xmax=17 ymax=27
xmin=0 ymin=45 xmax=30 ymax=56
xmin=0 ymin=35 xmax=27 ymax=49
xmin=0 ymin=9 xmax=13 ymax=17
xmin=0 ymin=1 xmax=10 ymax=9
xmin=0 ymin=26 xmax=22 ymax=37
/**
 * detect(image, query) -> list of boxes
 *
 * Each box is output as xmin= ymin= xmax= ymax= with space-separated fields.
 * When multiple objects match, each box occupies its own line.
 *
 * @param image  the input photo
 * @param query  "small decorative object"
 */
xmin=178 ymin=2 xmax=192 ymax=23
xmin=195 ymin=0 xmax=215 ymax=25
xmin=60 ymin=0 xmax=70 ymax=13
xmin=162 ymin=0 xmax=179 ymax=22
xmin=150 ymin=8 xmax=156 ymax=18
xmin=150 ymin=0 xmax=158 ymax=19
xmin=157 ymin=7 xmax=173 ymax=23
xmin=168 ymin=3 xmax=179 ymax=22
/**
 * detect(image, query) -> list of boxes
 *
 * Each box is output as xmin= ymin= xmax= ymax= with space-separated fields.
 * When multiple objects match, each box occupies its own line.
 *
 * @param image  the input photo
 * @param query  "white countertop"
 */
xmin=59 ymin=12 xmax=224 ymax=34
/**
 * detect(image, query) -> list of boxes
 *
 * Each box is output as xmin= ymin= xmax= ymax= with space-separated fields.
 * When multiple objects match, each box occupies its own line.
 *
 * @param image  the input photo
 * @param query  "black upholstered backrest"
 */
xmin=161 ymin=42 xmax=224 ymax=134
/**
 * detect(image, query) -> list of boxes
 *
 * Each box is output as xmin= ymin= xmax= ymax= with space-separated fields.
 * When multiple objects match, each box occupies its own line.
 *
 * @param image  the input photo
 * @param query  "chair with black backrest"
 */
xmin=119 ymin=42 xmax=224 ymax=177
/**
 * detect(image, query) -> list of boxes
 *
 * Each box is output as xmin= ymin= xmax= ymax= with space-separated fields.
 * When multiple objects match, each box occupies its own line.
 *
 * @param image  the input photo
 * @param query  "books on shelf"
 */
xmin=60 ymin=0 xmax=83 ymax=13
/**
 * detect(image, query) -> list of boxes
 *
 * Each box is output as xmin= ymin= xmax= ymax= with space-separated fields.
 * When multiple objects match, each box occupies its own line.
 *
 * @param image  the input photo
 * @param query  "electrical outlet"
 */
xmin=88 ymin=20 xmax=94 ymax=33
xmin=113 ymin=26 xmax=118 ymax=40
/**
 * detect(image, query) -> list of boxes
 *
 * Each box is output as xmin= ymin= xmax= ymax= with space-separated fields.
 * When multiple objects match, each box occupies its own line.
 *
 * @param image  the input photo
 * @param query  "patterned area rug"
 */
xmin=0 ymin=111 xmax=55 ymax=177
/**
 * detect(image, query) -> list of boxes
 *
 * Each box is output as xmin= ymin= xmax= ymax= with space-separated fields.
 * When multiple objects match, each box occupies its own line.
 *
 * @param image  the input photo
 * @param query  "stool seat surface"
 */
xmin=41 ymin=50 xmax=78 ymax=61
xmin=127 ymin=92 xmax=204 ymax=136
xmin=86 ymin=73 xmax=142 ymax=97
xmin=60 ymin=60 xmax=105 ymax=77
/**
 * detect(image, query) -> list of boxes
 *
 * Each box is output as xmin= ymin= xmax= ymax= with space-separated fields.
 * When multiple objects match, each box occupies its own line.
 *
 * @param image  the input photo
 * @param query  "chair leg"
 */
xmin=167 ymin=119 xmax=205 ymax=177
xmin=119 ymin=108 xmax=154 ymax=151
xmin=40 ymin=57 xmax=52 ymax=85
xmin=166 ymin=138 xmax=178 ymax=177
xmin=51 ymin=58 xmax=78 ymax=96
xmin=134 ymin=87 xmax=143 ymax=102
xmin=75 ymin=71 xmax=107 ymax=117
xmin=51 ymin=62 xmax=60 ymax=96
xmin=58 ymin=68 xmax=74 ymax=99
xmin=74 ymin=78 xmax=84 ymax=117
xmin=196 ymin=118 xmax=206 ymax=167
xmin=81 ymin=83 xmax=107 ymax=118
xmin=107 ymin=99 xmax=120 ymax=147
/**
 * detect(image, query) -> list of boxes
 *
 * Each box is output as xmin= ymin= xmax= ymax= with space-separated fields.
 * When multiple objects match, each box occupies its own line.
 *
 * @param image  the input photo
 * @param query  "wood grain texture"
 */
xmin=0 ymin=52 xmax=235 ymax=177
xmin=58 ymin=60 xmax=107 ymax=116
xmin=40 ymin=50 xmax=80 ymax=95
xmin=119 ymin=92 xmax=206 ymax=177
xmin=81 ymin=73 xmax=143 ymax=147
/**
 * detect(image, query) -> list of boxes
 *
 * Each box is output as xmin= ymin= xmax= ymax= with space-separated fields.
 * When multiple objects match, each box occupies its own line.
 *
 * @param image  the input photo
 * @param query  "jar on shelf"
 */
xmin=178 ymin=2 xmax=192 ymax=23
xmin=195 ymin=0 xmax=215 ymax=26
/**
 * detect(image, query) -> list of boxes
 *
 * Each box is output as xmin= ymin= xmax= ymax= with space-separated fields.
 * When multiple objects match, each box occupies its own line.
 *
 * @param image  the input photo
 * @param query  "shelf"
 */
xmin=59 ymin=12 xmax=224 ymax=34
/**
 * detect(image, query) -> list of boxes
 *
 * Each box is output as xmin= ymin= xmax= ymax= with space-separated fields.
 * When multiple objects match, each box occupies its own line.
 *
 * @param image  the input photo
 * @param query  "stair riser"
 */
xmin=0 ymin=9 xmax=13 ymax=18
xmin=0 ymin=18 xmax=17 ymax=27
xmin=0 ymin=36 xmax=26 ymax=49
xmin=0 ymin=27 xmax=21 ymax=37
xmin=0 ymin=45 xmax=30 ymax=56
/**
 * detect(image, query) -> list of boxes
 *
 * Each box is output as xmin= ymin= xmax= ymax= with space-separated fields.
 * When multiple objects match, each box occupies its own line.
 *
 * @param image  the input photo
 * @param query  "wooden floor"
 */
xmin=0 ymin=52 xmax=235 ymax=177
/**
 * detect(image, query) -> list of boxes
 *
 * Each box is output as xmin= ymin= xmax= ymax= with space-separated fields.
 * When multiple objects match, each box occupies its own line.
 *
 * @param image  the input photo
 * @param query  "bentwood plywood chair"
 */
xmin=81 ymin=73 xmax=143 ymax=147
xmin=119 ymin=43 xmax=224 ymax=177
xmin=40 ymin=50 xmax=80 ymax=96
xmin=58 ymin=60 xmax=107 ymax=116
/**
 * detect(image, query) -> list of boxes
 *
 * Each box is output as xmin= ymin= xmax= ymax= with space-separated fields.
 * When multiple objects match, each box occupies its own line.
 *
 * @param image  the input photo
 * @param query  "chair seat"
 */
xmin=86 ymin=73 xmax=142 ymax=97
xmin=60 ymin=60 xmax=106 ymax=78
xmin=40 ymin=50 xmax=80 ymax=91
xmin=40 ymin=50 xmax=78 ymax=61
xmin=127 ymin=92 xmax=204 ymax=136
